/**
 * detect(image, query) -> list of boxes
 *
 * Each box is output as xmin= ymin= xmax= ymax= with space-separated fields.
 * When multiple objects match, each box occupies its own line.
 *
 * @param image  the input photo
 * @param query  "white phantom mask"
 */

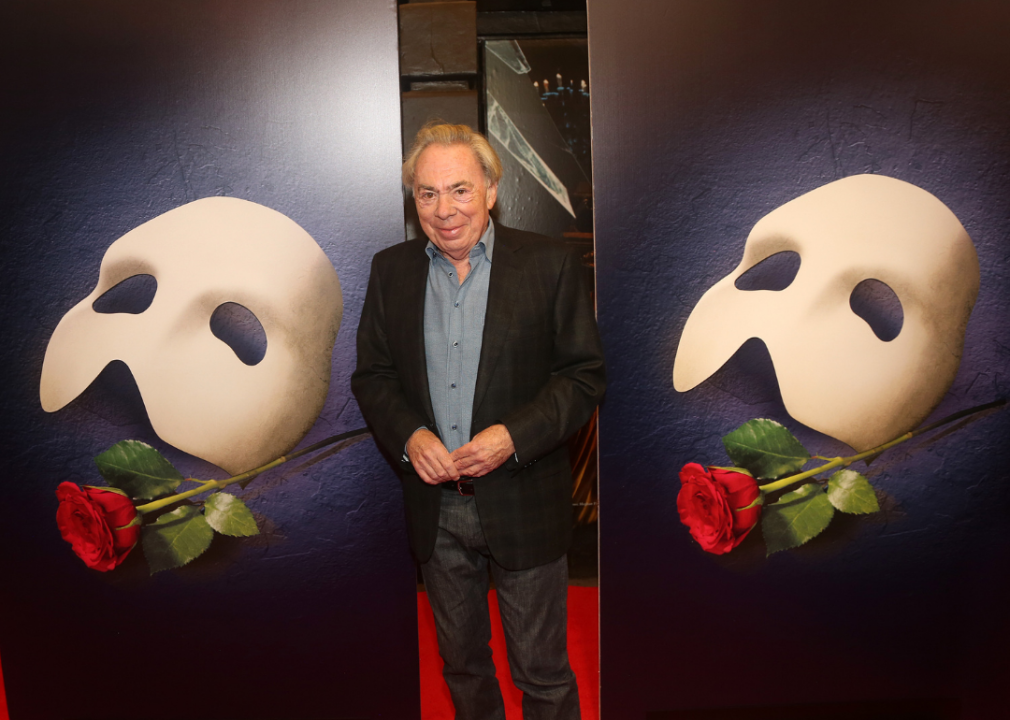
xmin=41 ymin=197 xmax=343 ymax=475
xmin=674 ymin=175 xmax=979 ymax=451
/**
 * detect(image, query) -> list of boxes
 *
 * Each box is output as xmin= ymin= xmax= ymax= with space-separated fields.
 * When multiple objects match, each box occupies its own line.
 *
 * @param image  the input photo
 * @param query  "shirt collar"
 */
xmin=425 ymin=218 xmax=495 ymax=263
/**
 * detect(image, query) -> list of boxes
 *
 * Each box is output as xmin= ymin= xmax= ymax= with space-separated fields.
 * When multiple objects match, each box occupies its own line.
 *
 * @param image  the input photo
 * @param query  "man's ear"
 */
xmin=486 ymin=182 xmax=498 ymax=210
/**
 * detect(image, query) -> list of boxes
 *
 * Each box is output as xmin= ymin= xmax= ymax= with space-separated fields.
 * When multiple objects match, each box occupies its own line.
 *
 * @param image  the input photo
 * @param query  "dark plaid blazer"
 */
xmin=351 ymin=224 xmax=606 ymax=570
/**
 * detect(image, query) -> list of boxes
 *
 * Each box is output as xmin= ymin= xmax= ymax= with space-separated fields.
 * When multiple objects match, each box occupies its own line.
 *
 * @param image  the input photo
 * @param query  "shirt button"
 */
xmin=452 ymin=341 xmax=459 ymax=347
xmin=454 ymin=302 xmax=459 ymax=307
xmin=448 ymin=272 xmax=454 ymax=277
xmin=451 ymin=383 xmax=457 ymax=389
xmin=451 ymin=424 xmax=457 ymax=430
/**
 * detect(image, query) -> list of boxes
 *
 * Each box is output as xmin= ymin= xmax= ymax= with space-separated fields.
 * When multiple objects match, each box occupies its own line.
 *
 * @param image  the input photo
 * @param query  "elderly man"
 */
xmin=352 ymin=123 xmax=605 ymax=719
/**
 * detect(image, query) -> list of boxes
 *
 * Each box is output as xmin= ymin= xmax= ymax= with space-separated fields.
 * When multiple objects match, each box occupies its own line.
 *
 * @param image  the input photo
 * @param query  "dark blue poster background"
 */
xmin=0 ymin=1 xmax=417 ymax=718
xmin=589 ymin=1 xmax=1010 ymax=717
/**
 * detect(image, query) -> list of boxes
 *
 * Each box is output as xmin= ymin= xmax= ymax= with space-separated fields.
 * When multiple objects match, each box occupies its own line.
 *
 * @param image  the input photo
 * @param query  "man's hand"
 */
xmin=451 ymin=424 xmax=516 ymax=478
xmin=406 ymin=428 xmax=461 ymax=486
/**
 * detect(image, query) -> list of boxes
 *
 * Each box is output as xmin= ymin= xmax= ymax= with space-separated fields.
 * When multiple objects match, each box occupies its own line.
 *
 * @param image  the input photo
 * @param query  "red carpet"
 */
xmin=418 ymin=586 xmax=599 ymax=720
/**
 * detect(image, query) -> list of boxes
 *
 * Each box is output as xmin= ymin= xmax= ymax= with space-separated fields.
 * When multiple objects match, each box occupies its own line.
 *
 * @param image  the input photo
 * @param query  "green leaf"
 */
xmin=204 ymin=493 xmax=259 ymax=537
xmin=141 ymin=506 xmax=214 ymax=574
xmin=722 ymin=419 xmax=811 ymax=479
xmin=761 ymin=483 xmax=834 ymax=556
xmin=95 ymin=440 xmax=184 ymax=500
xmin=826 ymin=470 xmax=880 ymax=514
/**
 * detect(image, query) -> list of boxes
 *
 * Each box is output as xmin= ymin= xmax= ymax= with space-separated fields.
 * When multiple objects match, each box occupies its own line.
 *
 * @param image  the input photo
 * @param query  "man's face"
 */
xmin=413 ymin=143 xmax=498 ymax=261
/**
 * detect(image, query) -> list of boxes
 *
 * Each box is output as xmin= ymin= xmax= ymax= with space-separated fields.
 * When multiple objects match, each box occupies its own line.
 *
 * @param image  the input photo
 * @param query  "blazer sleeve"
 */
xmin=499 ymin=246 xmax=606 ymax=465
xmin=351 ymin=254 xmax=430 ymax=468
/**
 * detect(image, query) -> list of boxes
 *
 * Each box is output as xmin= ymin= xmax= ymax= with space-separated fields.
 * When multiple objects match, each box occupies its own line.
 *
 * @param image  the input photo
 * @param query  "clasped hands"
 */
xmin=406 ymin=424 xmax=515 ymax=486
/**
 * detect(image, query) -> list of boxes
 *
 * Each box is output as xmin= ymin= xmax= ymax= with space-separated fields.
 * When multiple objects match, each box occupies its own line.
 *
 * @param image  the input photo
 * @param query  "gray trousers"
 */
xmin=421 ymin=491 xmax=581 ymax=720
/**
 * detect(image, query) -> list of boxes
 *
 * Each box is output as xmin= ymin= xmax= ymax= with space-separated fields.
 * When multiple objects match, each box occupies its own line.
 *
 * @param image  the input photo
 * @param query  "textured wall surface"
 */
xmin=0 ymin=1 xmax=417 ymax=718
xmin=589 ymin=1 xmax=1010 ymax=718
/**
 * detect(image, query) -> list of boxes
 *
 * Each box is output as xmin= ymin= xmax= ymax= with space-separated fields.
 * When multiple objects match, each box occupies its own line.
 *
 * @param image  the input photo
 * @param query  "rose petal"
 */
xmin=678 ymin=464 xmax=762 ymax=554
xmin=56 ymin=482 xmax=139 ymax=571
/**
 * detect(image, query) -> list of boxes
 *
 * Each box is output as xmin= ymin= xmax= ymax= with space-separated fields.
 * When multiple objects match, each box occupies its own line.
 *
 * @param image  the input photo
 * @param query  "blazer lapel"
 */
xmin=472 ymin=227 xmax=524 ymax=420
xmin=399 ymin=240 xmax=438 ymax=428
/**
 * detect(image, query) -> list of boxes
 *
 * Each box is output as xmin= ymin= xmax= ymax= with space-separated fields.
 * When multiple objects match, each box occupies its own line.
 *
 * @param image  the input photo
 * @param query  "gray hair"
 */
xmin=402 ymin=122 xmax=503 ymax=188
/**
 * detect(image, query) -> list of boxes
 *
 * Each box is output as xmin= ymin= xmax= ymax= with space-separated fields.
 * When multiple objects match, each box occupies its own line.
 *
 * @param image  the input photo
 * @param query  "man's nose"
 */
xmin=434 ymin=193 xmax=455 ymax=219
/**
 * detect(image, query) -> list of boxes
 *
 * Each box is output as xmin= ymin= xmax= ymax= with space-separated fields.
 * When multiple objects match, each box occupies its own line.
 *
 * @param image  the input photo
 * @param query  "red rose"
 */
xmin=56 ymin=482 xmax=140 ymax=571
xmin=677 ymin=463 xmax=761 ymax=555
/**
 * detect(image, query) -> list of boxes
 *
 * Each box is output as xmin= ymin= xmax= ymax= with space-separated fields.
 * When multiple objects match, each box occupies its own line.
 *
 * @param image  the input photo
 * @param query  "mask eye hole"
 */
xmin=92 ymin=274 xmax=157 ymax=314
xmin=210 ymin=302 xmax=267 ymax=366
xmin=735 ymin=251 xmax=800 ymax=291
xmin=850 ymin=279 xmax=903 ymax=342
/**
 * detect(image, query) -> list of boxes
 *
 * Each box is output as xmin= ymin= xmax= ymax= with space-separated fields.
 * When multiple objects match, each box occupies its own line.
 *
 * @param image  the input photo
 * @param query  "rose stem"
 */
xmin=757 ymin=398 xmax=1006 ymax=495
xmin=135 ymin=427 xmax=370 ymax=515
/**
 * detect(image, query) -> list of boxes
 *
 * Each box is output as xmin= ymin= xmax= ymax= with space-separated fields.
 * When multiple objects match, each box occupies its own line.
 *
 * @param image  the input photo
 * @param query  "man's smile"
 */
xmin=436 ymin=225 xmax=465 ymax=237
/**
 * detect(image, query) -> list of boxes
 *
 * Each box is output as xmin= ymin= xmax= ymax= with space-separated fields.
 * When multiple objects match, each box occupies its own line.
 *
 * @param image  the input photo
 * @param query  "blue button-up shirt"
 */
xmin=423 ymin=220 xmax=495 ymax=453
